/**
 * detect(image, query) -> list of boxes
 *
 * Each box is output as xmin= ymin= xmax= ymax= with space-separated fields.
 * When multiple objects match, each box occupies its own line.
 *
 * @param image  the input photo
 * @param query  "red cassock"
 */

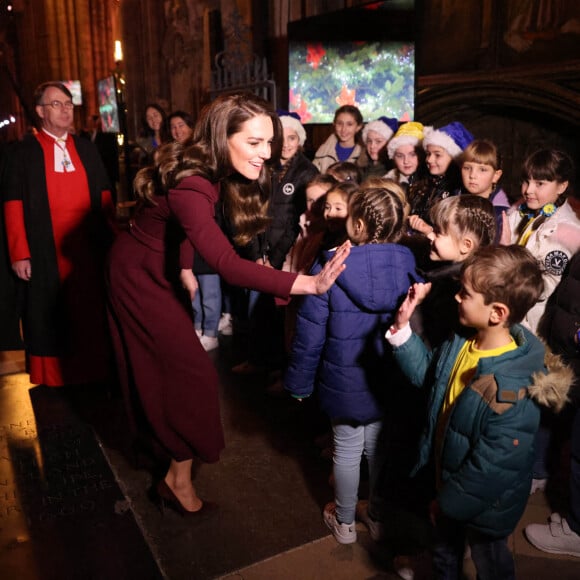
xmin=106 ymin=176 xmax=298 ymax=463
xmin=2 ymin=131 xmax=114 ymax=386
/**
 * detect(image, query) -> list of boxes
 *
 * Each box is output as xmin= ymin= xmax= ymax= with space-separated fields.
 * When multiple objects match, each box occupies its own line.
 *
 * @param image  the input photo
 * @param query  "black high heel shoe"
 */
xmin=155 ymin=480 xmax=218 ymax=517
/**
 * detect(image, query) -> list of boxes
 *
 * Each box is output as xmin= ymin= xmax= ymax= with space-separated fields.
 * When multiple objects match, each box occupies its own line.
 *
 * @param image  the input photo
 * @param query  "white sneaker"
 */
xmin=530 ymin=478 xmax=548 ymax=494
xmin=218 ymin=313 xmax=233 ymax=336
xmin=199 ymin=335 xmax=219 ymax=351
xmin=323 ymin=501 xmax=356 ymax=544
xmin=525 ymin=512 xmax=580 ymax=557
xmin=355 ymin=500 xmax=383 ymax=541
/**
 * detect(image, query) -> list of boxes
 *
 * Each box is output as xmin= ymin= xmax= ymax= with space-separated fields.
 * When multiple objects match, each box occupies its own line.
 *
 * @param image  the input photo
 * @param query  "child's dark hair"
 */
xmin=517 ymin=149 xmax=575 ymax=236
xmin=349 ymin=183 xmax=407 ymax=244
xmin=521 ymin=149 xmax=574 ymax=188
xmin=307 ymin=173 xmax=338 ymax=191
xmin=326 ymin=161 xmax=362 ymax=184
xmin=333 ymin=105 xmax=364 ymax=147
xmin=430 ymin=195 xmax=496 ymax=249
xmin=333 ymin=105 xmax=363 ymax=127
xmin=461 ymin=245 xmax=544 ymax=326
xmin=461 ymin=139 xmax=502 ymax=170
xmin=322 ymin=181 xmax=359 ymax=248
xmin=327 ymin=181 xmax=359 ymax=203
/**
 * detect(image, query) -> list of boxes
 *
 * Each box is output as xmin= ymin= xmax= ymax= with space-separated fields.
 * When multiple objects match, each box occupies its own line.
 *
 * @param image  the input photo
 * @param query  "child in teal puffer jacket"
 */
xmin=386 ymin=245 xmax=572 ymax=579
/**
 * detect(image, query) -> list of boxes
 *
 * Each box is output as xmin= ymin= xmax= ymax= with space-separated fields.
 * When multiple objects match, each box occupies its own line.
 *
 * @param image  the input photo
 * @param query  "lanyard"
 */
xmin=54 ymin=138 xmax=74 ymax=172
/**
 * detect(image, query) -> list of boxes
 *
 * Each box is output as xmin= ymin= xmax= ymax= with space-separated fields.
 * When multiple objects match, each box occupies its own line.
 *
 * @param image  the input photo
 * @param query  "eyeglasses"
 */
xmin=39 ymin=100 xmax=75 ymax=110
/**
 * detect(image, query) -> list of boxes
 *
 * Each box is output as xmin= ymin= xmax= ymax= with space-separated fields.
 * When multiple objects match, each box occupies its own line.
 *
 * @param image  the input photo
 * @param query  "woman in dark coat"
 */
xmin=106 ymin=93 xmax=349 ymax=514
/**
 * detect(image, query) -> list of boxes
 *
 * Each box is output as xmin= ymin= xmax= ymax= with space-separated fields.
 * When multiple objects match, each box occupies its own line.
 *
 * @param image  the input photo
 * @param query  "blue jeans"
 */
xmin=192 ymin=274 xmax=221 ymax=337
xmin=332 ymin=420 xmax=382 ymax=525
xmin=432 ymin=515 xmax=514 ymax=580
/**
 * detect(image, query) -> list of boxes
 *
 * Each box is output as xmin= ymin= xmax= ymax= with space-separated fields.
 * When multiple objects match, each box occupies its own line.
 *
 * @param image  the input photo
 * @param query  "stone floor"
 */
xmin=0 ymin=347 xmax=579 ymax=579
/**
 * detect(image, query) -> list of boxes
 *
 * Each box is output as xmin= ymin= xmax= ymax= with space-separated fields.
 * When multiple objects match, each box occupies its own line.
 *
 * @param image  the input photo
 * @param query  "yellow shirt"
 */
xmin=435 ymin=336 xmax=517 ymax=485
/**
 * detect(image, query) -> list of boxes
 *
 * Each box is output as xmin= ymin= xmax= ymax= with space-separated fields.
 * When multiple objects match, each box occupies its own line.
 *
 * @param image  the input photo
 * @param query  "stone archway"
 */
xmin=416 ymin=75 xmax=580 ymax=199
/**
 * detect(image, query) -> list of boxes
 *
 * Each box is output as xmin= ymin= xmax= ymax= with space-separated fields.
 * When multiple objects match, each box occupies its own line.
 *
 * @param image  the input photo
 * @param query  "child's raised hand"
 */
xmin=499 ymin=211 xmax=512 ymax=246
xmin=393 ymin=282 xmax=432 ymax=331
xmin=408 ymin=214 xmax=434 ymax=238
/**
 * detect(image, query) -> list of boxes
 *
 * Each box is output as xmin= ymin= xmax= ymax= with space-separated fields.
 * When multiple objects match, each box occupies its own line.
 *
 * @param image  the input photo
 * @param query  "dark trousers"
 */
xmin=570 ymin=406 xmax=580 ymax=535
xmin=432 ymin=515 xmax=515 ymax=580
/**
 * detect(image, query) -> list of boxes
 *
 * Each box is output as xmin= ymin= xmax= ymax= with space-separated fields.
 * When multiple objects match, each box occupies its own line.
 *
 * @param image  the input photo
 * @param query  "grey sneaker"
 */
xmin=355 ymin=500 xmax=383 ymax=541
xmin=323 ymin=502 xmax=356 ymax=544
xmin=525 ymin=512 xmax=580 ymax=557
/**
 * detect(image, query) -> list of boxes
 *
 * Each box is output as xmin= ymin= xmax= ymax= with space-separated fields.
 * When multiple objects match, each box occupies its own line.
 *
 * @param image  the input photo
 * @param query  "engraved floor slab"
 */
xmin=0 ymin=374 xmax=162 ymax=580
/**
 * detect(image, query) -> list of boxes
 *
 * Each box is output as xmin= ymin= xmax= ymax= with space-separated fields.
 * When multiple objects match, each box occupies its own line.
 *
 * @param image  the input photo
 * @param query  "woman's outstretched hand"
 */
xmin=290 ymin=240 xmax=351 ymax=295
xmin=313 ymin=240 xmax=351 ymax=294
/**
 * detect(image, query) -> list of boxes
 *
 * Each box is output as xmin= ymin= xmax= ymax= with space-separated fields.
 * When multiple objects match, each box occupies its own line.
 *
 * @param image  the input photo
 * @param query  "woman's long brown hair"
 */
xmin=133 ymin=92 xmax=283 ymax=246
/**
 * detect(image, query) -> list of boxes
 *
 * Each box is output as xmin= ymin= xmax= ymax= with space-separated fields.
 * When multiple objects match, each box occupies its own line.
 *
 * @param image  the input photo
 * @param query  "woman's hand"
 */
xmin=313 ymin=240 xmax=351 ymax=294
xmin=179 ymin=269 xmax=198 ymax=300
xmin=290 ymin=240 xmax=351 ymax=295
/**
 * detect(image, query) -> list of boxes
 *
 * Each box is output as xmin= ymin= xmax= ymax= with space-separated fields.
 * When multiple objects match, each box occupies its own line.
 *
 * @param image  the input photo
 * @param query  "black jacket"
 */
xmin=248 ymin=152 xmax=318 ymax=269
xmin=538 ymin=252 xmax=580 ymax=401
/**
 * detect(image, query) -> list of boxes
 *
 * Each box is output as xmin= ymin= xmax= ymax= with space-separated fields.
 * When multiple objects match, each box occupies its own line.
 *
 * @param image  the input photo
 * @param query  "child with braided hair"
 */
xmin=414 ymin=194 xmax=497 ymax=349
xmin=285 ymin=181 xmax=421 ymax=544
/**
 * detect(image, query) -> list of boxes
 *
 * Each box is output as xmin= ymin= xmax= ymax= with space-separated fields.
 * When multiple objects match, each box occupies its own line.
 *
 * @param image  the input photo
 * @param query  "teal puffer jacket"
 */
xmin=392 ymin=324 xmax=572 ymax=538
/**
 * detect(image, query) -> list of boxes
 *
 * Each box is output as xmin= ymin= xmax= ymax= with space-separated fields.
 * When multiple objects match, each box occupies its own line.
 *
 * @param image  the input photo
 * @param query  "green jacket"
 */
xmin=392 ymin=324 xmax=572 ymax=537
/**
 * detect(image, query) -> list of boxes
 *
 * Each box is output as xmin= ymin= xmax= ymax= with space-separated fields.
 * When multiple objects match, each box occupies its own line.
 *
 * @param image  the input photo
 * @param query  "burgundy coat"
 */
xmin=106 ymin=175 xmax=297 ymax=463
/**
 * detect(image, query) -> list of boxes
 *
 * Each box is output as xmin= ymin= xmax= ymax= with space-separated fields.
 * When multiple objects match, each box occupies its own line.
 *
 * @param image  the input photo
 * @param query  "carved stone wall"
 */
xmin=2 ymin=0 xmax=580 ymax=187
xmin=0 ymin=0 xmax=119 ymax=132
xmin=416 ymin=0 xmax=580 ymax=197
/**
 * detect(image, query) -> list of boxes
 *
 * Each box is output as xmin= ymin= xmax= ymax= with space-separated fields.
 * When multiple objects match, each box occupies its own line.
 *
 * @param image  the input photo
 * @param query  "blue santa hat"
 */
xmin=362 ymin=116 xmax=398 ymax=143
xmin=423 ymin=121 xmax=474 ymax=159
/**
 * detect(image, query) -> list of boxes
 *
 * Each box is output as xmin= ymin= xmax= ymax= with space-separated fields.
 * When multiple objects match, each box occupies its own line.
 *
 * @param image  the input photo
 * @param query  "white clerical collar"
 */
xmin=42 ymin=128 xmax=69 ymax=141
xmin=42 ymin=129 xmax=75 ymax=173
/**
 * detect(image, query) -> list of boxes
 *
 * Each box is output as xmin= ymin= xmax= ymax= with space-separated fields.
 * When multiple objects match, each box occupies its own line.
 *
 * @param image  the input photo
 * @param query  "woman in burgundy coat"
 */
xmin=106 ymin=93 xmax=349 ymax=515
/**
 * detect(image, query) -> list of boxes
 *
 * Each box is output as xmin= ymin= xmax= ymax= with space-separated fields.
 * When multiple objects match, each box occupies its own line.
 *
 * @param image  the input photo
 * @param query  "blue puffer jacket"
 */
xmin=285 ymin=243 xmax=419 ymax=423
xmin=392 ymin=325 xmax=572 ymax=538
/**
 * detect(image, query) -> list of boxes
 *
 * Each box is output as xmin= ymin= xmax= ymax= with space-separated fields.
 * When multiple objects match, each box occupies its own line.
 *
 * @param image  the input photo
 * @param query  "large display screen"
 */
xmin=62 ymin=80 xmax=82 ymax=105
xmin=289 ymin=40 xmax=414 ymax=124
xmin=97 ymin=76 xmax=120 ymax=133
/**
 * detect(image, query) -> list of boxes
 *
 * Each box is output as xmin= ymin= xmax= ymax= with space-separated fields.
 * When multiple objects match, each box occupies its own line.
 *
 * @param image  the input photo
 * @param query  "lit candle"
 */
xmin=114 ymin=40 xmax=123 ymax=62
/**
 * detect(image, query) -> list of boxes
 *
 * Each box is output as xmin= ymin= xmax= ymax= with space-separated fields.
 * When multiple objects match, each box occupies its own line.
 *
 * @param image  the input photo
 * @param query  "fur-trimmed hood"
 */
xmin=529 ymin=349 xmax=575 ymax=413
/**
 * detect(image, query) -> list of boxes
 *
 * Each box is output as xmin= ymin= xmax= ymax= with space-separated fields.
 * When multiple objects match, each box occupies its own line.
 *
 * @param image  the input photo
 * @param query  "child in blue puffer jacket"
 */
xmin=285 ymin=181 xmax=421 ymax=545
